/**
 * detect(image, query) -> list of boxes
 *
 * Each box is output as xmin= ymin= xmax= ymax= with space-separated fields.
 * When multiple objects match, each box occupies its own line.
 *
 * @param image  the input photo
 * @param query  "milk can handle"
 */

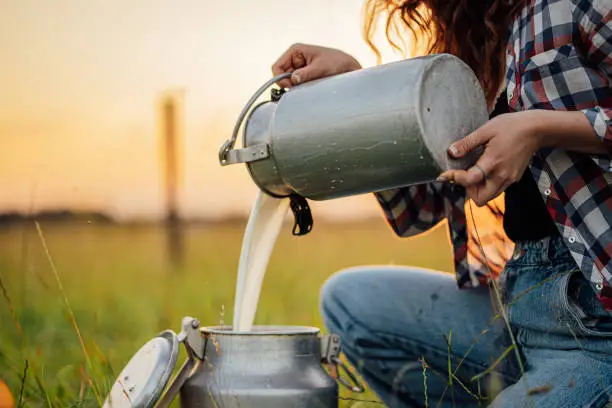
xmin=219 ymin=72 xmax=293 ymax=165
xmin=330 ymin=356 xmax=366 ymax=393
xmin=321 ymin=334 xmax=365 ymax=393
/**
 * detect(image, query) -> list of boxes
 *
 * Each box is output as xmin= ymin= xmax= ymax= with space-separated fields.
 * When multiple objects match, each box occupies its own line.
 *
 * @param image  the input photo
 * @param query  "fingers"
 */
xmin=291 ymin=64 xmax=325 ymax=85
xmin=448 ymin=123 xmax=494 ymax=159
xmin=438 ymin=160 xmax=490 ymax=187
xmin=272 ymin=44 xmax=302 ymax=74
xmin=453 ymin=165 xmax=486 ymax=187
xmin=271 ymin=43 xmax=361 ymax=90
xmin=272 ymin=44 xmax=309 ymax=88
xmin=439 ymin=160 xmax=500 ymax=206
xmin=441 ymin=161 xmax=512 ymax=206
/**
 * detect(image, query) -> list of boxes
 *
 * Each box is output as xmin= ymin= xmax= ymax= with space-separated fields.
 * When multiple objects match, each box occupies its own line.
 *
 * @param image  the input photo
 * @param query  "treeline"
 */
xmin=0 ymin=210 xmax=114 ymax=225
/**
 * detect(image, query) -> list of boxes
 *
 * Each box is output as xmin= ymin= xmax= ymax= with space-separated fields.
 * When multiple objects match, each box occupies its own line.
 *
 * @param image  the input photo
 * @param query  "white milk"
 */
xmin=232 ymin=191 xmax=289 ymax=332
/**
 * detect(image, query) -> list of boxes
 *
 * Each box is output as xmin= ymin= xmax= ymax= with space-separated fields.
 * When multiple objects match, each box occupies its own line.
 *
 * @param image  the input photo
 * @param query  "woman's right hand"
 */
xmin=271 ymin=43 xmax=362 ymax=88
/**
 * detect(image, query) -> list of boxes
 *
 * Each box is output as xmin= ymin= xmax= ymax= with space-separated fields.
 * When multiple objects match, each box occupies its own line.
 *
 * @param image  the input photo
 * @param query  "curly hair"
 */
xmin=363 ymin=0 xmax=526 ymax=106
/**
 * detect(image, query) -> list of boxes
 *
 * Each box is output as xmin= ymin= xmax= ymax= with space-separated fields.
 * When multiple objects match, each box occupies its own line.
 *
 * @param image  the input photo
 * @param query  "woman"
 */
xmin=272 ymin=0 xmax=612 ymax=407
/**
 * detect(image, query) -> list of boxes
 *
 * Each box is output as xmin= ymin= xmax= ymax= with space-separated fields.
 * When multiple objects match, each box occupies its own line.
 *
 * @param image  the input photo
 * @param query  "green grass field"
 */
xmin=0 ymin=218 xmax=454 ymax=407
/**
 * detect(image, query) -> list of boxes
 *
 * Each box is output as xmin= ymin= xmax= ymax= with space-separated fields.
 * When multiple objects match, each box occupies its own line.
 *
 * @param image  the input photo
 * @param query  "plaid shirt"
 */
xmin=375 ymin=0 xmax=612 ymax=309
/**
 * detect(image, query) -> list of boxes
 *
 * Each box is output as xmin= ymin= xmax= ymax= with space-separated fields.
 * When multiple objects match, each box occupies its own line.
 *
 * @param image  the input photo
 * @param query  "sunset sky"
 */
xmin=1 ymin=0 xmax=408 ymax=221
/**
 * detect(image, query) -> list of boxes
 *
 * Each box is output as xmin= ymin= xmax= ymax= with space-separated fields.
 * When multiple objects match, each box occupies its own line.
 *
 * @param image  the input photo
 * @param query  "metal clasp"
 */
xmin=320 ymin=334 xmax=365 ymax=393
xmin=156 ymin=317 xmax=204 ymax=408
xmin=219 ymin=72 xmax=292 ymax=166
xmin=223 ymin=143 xmax=270 ymax=165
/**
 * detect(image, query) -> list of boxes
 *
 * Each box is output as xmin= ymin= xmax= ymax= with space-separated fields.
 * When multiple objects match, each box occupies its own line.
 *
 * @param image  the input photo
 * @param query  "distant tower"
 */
xmin=159 ymin=89 xmax=185 ymax=270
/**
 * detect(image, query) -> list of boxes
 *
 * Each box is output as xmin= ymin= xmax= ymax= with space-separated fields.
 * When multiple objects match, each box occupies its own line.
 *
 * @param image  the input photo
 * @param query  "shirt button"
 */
xmin=596 ymin=283 xmax=604 ymax=291
xmin=568 ymin=236 xmax=576 ymax=244
xmin=544 ymin=189 xmax=551 ymax=196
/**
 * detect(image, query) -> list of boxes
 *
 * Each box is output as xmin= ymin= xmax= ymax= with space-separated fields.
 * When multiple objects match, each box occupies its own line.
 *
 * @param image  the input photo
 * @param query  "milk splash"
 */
xmin=232 ymin=191 xmax=290 ymax=332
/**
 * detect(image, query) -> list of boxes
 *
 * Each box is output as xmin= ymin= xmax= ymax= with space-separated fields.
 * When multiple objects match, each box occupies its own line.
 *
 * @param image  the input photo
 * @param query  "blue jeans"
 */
xmin=321 ymin=236 xmax=612 ymax=407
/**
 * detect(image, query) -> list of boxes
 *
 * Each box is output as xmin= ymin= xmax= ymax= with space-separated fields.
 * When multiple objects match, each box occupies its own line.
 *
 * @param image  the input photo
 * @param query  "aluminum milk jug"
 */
xmin=102 ymin=317 xmax=364 ymax=408
xmin=219 ymin=53 xmax=488 ymax=202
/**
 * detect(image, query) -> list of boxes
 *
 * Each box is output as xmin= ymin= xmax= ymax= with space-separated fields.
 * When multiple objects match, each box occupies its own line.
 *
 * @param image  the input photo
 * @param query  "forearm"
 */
xmin=531 ymin=109 xmax=609 ymax=155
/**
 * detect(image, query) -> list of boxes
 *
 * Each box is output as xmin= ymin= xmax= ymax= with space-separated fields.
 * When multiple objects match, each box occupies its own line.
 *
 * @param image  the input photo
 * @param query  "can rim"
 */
xmin=201 ymin=325 xmax=320 ymax=336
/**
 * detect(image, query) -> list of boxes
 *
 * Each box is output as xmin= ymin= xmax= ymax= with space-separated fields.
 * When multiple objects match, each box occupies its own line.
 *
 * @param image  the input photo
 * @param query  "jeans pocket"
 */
xmin=560 ymin=269 xmax=612 ymax=338
xmin=504 ymin=264 xmax=574 ymax=334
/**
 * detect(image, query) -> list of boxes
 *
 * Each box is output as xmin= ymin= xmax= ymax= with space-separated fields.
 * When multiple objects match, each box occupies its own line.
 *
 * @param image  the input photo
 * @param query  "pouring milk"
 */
xmin=232 ymin=191 xmax=289 ymax=332
xmin=225 ymin=57 xmax=490 ymax=331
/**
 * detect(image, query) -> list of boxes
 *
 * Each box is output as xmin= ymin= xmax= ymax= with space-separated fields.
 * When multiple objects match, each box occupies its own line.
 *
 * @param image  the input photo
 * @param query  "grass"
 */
xmin=0 ymin=217 xmax=454 ymax=407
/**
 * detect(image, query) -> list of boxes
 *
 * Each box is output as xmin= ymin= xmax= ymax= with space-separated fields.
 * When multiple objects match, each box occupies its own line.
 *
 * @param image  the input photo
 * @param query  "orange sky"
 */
xmin=0 ymin=0 xmax=407 ymax=221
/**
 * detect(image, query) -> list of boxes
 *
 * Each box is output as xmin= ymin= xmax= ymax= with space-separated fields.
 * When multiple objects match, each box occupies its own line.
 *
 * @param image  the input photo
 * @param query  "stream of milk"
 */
xmin=232 ymin=191 xmax=290 ymax=332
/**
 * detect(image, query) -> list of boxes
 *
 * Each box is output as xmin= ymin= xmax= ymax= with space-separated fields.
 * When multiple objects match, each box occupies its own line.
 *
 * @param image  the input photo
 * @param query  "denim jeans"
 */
xmin=320 ymin=236 xmax=612 ymax=407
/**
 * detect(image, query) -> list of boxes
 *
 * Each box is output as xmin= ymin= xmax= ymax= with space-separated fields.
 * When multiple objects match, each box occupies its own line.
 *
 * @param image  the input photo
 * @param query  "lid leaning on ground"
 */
xmin=102 ymin=330 xmax=179 ymax=408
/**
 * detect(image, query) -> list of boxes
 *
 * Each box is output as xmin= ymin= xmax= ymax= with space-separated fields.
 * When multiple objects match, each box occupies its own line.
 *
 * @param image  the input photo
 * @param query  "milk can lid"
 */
xmin=102 ymin=330 xmax=179 ymax=408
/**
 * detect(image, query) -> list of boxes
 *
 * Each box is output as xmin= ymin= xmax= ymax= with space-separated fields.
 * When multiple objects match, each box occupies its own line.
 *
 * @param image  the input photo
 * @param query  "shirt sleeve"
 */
xmin=575 ymin=1 xmax=612 ymax=154
xmin=374 ymin=182 xmax=463 ymax=237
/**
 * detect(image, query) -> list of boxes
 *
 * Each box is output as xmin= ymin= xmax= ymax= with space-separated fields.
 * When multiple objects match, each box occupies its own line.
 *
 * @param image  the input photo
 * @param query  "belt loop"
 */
xmin=541 ymin=236 xmax=551 ymax=263
xmin=511 ymin=243 xmax=523 ymax=261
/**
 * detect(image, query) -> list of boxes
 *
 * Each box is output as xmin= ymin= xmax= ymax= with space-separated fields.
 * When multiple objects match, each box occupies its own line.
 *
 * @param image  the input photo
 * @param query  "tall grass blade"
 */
xmin=0 ymin=270 xmax=23 ymax=337
xmin=35 ymin=221 xmax=102 ymax=405
xmin=470 ymin=344 xmax=516 ymax=382
xmin=18 ymin=360 xmax=28 ymax=408
xmin=445 ymin=330 xmax=455 ymax=406
xmin=467 ymin=201 xmax=534 ymax=407
xmin=33 ymin=372 xmax=54 ymax=408
xmin=421 ymin=357 xmax=429 ymax=408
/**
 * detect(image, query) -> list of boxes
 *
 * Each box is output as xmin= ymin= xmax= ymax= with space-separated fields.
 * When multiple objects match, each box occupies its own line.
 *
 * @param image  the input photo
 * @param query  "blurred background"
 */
xmin=0 ymin=1 xmax=460 ymax=406
xmin=0 ymin=0 xmax=411 ymax=222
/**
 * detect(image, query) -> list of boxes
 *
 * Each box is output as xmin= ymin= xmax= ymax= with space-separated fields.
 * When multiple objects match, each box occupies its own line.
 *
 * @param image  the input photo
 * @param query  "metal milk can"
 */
xmin=102 ymin=317 xmax=364 ymax=408
xmin=219 ymin=53 xmax=488 ymax=235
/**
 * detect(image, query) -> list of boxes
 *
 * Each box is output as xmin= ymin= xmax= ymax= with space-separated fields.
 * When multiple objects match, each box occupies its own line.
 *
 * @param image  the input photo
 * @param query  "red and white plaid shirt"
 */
xmin=375 ymin=0 xmax=612 ymax=309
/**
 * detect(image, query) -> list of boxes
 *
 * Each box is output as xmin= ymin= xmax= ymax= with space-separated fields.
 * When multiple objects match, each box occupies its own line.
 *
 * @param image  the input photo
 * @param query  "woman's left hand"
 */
xmin=437 ymin=110 xmax=542 ymax=206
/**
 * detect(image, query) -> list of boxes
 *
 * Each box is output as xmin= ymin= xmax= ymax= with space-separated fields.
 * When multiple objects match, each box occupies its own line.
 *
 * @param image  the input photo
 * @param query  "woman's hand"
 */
xmin=437 ymin=111 xmax=543 ymax=206
xmin=272 ymin=43 xmax=361 ymax=88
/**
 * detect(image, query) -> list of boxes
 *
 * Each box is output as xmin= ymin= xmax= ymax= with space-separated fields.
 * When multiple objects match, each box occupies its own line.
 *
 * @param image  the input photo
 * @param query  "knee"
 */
xmin=320 ymin=269 xmax=348 ymax=322
xmin=319 ymin=268 xmax=359 ymax=333
xmin=319 ymin=267 xmax=377 ymax=335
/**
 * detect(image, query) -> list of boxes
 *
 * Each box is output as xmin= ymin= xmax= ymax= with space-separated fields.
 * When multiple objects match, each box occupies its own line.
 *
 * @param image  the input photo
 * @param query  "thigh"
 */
xmin=489 ymin=348 xmax=612 ymax=408
xmin=320 ymin=266 xmax=520 ymax=405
